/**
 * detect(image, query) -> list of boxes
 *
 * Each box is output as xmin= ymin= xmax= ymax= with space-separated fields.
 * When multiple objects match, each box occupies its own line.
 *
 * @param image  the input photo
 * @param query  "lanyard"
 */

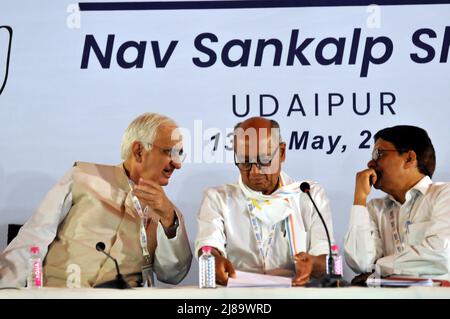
xmin=389 ymin=192 xmax=419 ymax=254
xmin=389 ymin=210 xmax=404 ymax=254
xmin=247 ymin=202 xmax=278 ymax=272
xmin=127 ymin=180 xmax=155 ymax=287
xmin=127 ymin=180 xmax=152 ymax=264
xmin=245 ymin=179 xmax=295 ymax=272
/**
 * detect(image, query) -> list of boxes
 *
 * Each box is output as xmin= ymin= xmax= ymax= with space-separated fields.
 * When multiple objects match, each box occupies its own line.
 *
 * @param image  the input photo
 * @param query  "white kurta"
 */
xmin=0 ymin=166 xmax=192 ymax=288
xmin=344 ymin=176 xmax=450 ymax=278
xmin=195 ymin=172 xmax=334 ymax=276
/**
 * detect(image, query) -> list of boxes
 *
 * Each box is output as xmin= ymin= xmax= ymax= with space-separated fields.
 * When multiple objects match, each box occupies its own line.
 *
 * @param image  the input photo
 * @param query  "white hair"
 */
xmin=120 ymin=112 xmax=177 ymax=160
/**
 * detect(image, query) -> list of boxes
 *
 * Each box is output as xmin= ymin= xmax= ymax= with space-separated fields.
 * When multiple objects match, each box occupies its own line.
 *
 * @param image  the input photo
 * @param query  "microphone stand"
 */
xmin=94 ymin=242 xmax=131 ymax=289
xmin=300 ymin=183 xmax=348 ymax=288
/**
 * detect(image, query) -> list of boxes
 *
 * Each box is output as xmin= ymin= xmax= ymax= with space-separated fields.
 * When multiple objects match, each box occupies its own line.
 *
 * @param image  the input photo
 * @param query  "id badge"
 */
xmin=141 ymin=262 xmax=154 ymax=287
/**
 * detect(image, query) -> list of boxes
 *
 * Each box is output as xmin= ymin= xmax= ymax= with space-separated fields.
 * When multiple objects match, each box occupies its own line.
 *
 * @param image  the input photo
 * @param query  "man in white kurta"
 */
xmin=195 ymin=117 xmax=334 ymax=286
xmin=345 ymin=125 xmax=450 ymax=279
xmin=0 ymin=113 xmax=192 ymax=288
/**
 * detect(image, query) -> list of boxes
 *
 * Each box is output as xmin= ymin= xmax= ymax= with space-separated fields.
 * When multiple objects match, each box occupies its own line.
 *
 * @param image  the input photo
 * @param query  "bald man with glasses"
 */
xmin=345 ymin=125 xmax=450 ymax=282
xmin=195 ymin=117 xmax=335 ymax=286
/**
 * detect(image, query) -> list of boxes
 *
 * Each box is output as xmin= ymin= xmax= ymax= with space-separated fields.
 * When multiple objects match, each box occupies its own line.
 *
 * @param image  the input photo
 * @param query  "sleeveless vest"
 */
xmin=43 ymin=162 xmax=158 ymax=287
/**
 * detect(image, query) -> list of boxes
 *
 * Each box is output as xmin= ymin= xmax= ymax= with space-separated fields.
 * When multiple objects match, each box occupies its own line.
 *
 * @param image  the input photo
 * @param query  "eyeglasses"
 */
xmin=144 ymin=142 xmax=186 ymax=163
xmin=234 ymin=145 xmax=281 ymax=171
xmin=371 ymin=148 xmax=406 ymax=161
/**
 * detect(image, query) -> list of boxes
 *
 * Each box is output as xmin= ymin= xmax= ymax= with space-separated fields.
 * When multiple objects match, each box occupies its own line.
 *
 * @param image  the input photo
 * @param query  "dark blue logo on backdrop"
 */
xmin=0 ymin=25 xmax=13 ymax=96
xmin=78 ymin=1 xmax=450 ymax=77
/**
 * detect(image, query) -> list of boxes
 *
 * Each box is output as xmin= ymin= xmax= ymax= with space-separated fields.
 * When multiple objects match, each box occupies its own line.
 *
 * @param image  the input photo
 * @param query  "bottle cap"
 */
xmin=30 ymin=246 xmax=40 ymax=254
xmin=201 ymin=246 xmax=212 ymax=254
xmin=331 ymin=245 xmax=339 ymax=252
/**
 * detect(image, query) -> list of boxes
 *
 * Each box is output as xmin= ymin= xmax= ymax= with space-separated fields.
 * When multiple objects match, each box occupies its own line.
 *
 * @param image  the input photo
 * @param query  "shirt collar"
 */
xmin=409 ymin=175 xmax=432 ymax=196
xmin=117 ymin=162 xmax=133 ymax=191
xmin=385 ymin=175 xmax=432 ymax=205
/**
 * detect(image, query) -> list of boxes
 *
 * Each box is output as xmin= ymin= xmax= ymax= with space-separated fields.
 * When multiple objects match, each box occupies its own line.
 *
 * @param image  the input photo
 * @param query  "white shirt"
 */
xmin=195 ymin=172 xmax=334 ymax=276
xmin=0 ymin=167 xmax=192 ymax=288
xmin=344 ymin=176 xmax=450 ymax=278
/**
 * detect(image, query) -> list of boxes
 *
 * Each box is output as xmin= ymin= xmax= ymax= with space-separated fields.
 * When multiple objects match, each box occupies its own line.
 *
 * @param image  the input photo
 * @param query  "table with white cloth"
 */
xmin=1 ymin=286 xmax=449 ymax=299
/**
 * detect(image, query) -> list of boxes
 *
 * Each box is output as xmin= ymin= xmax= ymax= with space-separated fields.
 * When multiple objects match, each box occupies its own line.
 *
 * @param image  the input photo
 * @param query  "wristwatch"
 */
xmin=163 ymin=213 xmax=179 ymax=238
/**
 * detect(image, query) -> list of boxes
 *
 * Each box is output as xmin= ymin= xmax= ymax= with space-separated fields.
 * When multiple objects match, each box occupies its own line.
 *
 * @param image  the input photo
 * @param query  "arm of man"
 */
xmin=344 ymin=169 xmax=384 ymax=274
xmin=0 ymin=168 xmax=74 ymax=288
xmin=295 ymin=182 xmax=334 ymax=285
xmin=153 ymin=208 xmax=192 ymax=285
xmin=293 ymin=252 xmax=326 ymax=286
xmin=133 ymin=178 xmax=177 ymax=228
xmin=132 ymin=178 xmax=192 ymax=284
xmin=198 ymin=247 xmax=236 ymax=286
xmin=195 ymin=188 xmax=236 ymax=285
xmin=376 ymin=184 xmax=450 ymax=277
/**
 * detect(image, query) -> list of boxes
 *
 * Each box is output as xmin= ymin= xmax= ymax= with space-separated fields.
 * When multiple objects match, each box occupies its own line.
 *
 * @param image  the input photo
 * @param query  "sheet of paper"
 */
xmin=227 ymin=271 xmax=292 ymax=288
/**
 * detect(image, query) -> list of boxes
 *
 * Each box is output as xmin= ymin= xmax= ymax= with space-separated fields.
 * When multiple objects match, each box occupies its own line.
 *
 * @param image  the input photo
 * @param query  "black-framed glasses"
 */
xmin=234 ymin=145 xmax=281 ymax=171
xmin=371 ymin=148 xmax=406 ymax=161
xmin=145 ymin=142 xmax=186 ymax=163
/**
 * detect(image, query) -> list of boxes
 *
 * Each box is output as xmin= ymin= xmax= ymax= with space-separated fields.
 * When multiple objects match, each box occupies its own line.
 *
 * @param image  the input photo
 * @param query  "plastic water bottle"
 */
xmin=27 ymin=246 xmax=43 ymax=288
xmin=327 ymin=245 xmax=343 ymax=277
xmin=199 ymin=246 xmax=216 ymax=288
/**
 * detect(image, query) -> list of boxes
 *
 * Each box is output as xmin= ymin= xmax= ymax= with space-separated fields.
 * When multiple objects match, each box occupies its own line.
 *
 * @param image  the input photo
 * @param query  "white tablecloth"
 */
xmin=1 ymin=286 xmax=449 ymax=299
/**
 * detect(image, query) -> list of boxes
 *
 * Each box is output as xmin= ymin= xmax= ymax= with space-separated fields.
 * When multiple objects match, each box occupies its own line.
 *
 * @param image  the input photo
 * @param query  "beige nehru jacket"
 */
xmin=43 ymin=162 xmax=179 ymax=287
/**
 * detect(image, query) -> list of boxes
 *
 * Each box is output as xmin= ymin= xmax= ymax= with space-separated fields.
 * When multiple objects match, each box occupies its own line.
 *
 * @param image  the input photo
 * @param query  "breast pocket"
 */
xmin=406 ymin=221 xmax=431 ymax=246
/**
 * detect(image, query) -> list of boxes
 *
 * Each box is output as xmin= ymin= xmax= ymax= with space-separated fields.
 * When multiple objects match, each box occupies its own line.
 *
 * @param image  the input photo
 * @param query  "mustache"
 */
xmin=372 ymin=169 xmax=382 ymax=187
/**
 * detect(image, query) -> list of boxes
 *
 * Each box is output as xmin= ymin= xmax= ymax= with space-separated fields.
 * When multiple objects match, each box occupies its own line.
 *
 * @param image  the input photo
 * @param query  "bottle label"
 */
xmin=199 ymin=255 xmax=216 ymax=288
xmin=326 ymin=254 xmax=343 ymax=276
xmin=33 ymin=260 xmax=42 ymax=287
xmin=334 ymin=255 xmax=343 ymax=276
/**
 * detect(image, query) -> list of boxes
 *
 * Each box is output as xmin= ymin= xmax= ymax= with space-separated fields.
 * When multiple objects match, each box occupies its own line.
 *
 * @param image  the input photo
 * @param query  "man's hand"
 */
xmin=200 ymin=247 xmax=236 ymax=285
xmin=354 ymin=168 xmax=377 ymax=206
xmin=133 ymin=178 xmax=175 ymax=228
xmin=293 ymin=252 xmax=313 ymax=286
xmin=292 ymin=252 xmax=326 ymax=286
xmin=351 ymin=272 xmax=374 ymax=287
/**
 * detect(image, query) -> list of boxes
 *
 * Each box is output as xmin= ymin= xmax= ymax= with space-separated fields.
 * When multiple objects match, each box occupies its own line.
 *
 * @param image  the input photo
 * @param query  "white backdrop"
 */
xmin=1 ymin=0 xmax=449 ymax=285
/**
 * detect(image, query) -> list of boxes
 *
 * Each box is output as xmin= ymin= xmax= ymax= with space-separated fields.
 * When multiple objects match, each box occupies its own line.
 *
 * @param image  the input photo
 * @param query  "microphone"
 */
xmin=94 ymin=242 xmax=131 ymax=289
xmin=300 ymin=182 xmax=348 ymax=288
